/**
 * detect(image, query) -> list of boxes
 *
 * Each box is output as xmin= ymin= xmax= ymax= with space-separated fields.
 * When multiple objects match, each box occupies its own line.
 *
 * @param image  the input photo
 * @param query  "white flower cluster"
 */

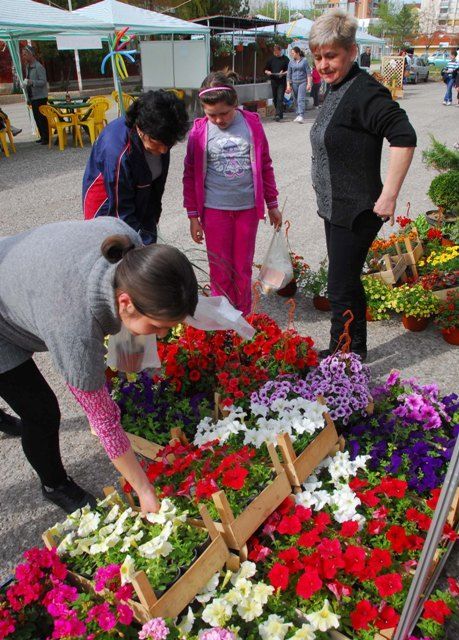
xmin=193 ymin=398 xmax=327 ymax=449
xmin=51 ymin=495 xmax=187 ymax=567
xmin=295 ymin=451 xmax=370 ymax=525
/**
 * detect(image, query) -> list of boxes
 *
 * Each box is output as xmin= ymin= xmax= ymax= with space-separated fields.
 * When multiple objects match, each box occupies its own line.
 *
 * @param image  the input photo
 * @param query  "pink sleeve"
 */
xmin=67 ymin=385 xmax=131 ymax=460
xmin=183 ymin=127 xmax=198 ymax=216
xmin=260 ymin=124 xmax=279 ymax=209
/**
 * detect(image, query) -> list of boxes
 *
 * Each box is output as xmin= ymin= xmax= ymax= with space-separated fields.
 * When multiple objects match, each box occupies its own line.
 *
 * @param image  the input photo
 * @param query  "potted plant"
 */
xmin=235 ymin=40 xmax=244 ymax=53
xmin=391 ymin=283 xmax=439 ymax=331
xmin=277 ymin=253 xmax=308 ymax=298
xmin=362 ymin=276 xmax=394 ymax=321
xmin=427 ymin=171 xmax=459 ymax=224
xmin=297 ymin=258 xmax=329 ymax=310
xmin=434 ymin=290 xmax=459 ymax=345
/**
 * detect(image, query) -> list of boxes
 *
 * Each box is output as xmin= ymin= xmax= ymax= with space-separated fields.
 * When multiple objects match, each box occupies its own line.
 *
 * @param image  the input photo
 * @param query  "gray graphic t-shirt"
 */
xmin=204 ymin=111 xmax=255 ymax=210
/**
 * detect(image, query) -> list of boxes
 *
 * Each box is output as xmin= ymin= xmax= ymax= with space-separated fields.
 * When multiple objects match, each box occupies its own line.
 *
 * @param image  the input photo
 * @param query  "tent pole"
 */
xmin=6 ymin=38 xmax=35 ymax=132
xmin=67 ymin=0 xmax=83 ymax=93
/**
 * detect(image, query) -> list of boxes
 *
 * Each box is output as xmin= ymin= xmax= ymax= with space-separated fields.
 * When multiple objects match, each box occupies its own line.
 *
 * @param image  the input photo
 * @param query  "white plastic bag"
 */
xmin=258 ymin=229 xmax=294 ymax=293
xmin=186 ymin=296 xmax=255 ymax=340
xmin=107 ymin=325 xmax=161 ymax=373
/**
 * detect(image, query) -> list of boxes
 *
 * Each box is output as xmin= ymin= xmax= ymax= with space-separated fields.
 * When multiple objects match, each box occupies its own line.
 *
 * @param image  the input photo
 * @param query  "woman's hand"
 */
xmin=268 ymin=208 xmax=282 ymax=229
xmin=139 ymin=486 xmax=160 ymax=515
xmin=190 ymin=218 xmax=204 ymax=244
xmin=373 ymin=192 xmax=397 ymax=226
xmin=285 ymin=84 xmax=292 ymax=94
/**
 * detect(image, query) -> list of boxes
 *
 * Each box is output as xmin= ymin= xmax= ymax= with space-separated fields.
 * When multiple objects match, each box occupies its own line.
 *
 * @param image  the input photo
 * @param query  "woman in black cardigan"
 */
xmin=309 ymin=10 xmax=417 ymax=360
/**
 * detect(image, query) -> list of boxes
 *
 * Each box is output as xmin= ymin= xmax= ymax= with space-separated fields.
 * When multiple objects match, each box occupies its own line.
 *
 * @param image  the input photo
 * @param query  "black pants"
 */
xmin=324 ymin=211 xmax=383 ymax=350
xmin=311 ymin=83 xmax=320 ymax=107
xmin=0 ymin=359 xmax=66 ymax=487
xmin=31 ymin=98 xmax=49 ymax=142
xmin=271 ymin=81 xmax=286 ymax=118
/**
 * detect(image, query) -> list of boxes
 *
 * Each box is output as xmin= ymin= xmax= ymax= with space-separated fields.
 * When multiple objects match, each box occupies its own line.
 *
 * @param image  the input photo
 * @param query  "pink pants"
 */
xmin=202 ymin=207 xmax=259 ymax=316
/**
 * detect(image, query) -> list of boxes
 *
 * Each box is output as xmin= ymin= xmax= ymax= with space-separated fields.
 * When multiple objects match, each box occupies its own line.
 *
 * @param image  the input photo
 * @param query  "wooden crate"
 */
xmin=127 ymin=427 xmax=188 ymax=461
xmin=367 ymin=254 xmax=407 ymax=286
xmin=447 ymin=486 xmax=459 ymax=528
xmin=277 ymin=413 xmax=341 ymax=488
xmin=42 ymin=490 xmax=235 ymax=624
xmin=432 ymin=285 xmax=458 ymax=302
xmin=330 ymin=629 xmax=395 ymax=640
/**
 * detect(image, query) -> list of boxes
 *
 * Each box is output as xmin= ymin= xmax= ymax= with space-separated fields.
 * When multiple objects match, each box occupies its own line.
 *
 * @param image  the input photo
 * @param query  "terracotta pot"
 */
xmin=441 ymin=327 xmax=459 ymax=345
xmin=277 ymin=279 xmax=297 ymax=297
xmin=236 ymin=44 xmax=244 ymax=52
xmin=366 ymin=308 xmax=374 ymax=321
xmin=402 ymin=315 xmax=429 ymax=331
xmin=313 ymin=295 xmax=331 ymax=311
xmin=441 ymin=238 xmax=455 ymax=247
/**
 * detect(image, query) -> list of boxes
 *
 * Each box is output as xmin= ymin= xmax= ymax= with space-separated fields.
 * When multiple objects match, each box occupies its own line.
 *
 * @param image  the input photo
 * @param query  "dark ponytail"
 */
xmin=101 ymin=239 xmax=198 ymax=321
xmin=101 ymin=235 xmax=136 ymax=264
xmin=292 ymin=46 xmax=305 ymax=58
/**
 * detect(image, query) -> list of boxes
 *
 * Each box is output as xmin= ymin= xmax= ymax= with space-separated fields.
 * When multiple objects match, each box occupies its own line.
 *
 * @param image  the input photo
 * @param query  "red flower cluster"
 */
xmin=156 ymin=314 xmax=317 ymax=405
xmin=426 ymin=227 xmax=443 ymax=242
xmin=423 ymin=599 xmax=452 ymax=624
xmin=396 ymin=216 xmax=412 ymax=228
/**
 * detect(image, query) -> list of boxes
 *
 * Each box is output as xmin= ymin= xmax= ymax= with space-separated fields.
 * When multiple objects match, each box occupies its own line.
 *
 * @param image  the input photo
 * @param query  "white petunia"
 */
xmin=290 ymin=624 xmax=316 ymax=639
xmin=97 ymin=523 xmax=116 ymax=539
xmin=120 ymin=530 xmax=145 ymax=552
xmin=202 ymin=598 xmax=233 ymax=627
xmin=146 ymin=498 xmax=187 ymax=526
xmin=196 ymin=572 xmax=220 ymax=603
xmin=103 ymin=504 xmax=120 ymax=524
xmin=258 ymin=614 xmax=292 ymax=640
xmin=305 ymin=599 xmax=340 ymax=632
xmin=251 ymin=582 xmax=274 ymax=605
xmin=230 ymin=561 xmax=256 ymax=585
xmin=177 ymin=607 xmax=195 ymax=634
xmin=56 ymin=532 xmax=75 ymax=555
xmin=89 ymin=540 xmax=109 ymax=554
xmin=120 ymin=555 xmax=136 ymax=585
xmin=236 ymin=598 xmax=264 ymax=622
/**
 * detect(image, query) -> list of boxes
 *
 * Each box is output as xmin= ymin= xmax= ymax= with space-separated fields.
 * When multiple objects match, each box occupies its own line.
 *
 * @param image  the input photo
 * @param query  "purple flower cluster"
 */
xmin=251 ymin=353 xmax=371 ymax=425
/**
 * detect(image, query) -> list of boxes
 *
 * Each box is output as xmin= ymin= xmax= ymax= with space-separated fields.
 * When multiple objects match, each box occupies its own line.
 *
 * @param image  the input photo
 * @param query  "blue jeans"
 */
xmin=292 ymin=81 xmax=307 ymax=116
xmin=444 ymin=77 xmax=455 ymax=102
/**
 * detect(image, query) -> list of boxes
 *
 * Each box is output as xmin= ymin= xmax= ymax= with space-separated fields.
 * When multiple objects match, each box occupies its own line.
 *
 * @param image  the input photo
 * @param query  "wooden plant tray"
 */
xmin=330 ymin=628 xmax=395 ymax=640
xmin=447 ymin=486 xmax=459 ymax=528
xmin=42 ymin=489 xmax=235 ymax=624
xmin=367 ymin=254 xmax=407 ymax=286
xmin=127 ymin=427 xmax=188 ymax=461
xmin=432 ymin=285 xmax=458 ymax=301
xmin=276 ymin=413 xmax=341 ymax=488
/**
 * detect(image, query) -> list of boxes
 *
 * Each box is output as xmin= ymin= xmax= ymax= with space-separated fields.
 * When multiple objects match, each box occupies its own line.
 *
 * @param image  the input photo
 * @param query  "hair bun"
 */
xmin=101 ymin=235 xmax=136 ymax=263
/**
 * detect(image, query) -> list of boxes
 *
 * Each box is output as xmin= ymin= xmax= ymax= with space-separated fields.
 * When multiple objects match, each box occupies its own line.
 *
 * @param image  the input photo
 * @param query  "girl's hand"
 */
xmin=190 ymin=218 xmax=204 ymax=244
xmin=268 ymin=208 xmax=282 ymax=229
xmin=285 ymin=84 xmax=292 ymax=94
xmin=139 ymin=486 xmax=160 ymax=515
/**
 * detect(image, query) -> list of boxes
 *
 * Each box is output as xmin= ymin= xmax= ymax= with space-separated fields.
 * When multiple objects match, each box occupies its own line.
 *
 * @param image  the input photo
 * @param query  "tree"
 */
xmin=418 ymin=0 xmax=441 ymax=53
xmin=371 ymin=2 xmax=419 ymax=50
xmin=175 ymin=0 xmax=250 ymax=20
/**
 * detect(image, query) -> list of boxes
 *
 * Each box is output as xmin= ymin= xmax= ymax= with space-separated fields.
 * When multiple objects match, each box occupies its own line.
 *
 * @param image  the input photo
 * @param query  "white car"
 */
xmin=408 ymin=57 xmax=430 ymax=83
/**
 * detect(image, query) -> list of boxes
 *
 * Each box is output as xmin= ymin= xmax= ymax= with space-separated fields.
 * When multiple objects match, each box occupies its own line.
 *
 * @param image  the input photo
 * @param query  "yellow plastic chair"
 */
xmin=111 ymin=90 xmax=135 ymax=115
xmin=0 ymin=113 xmax=16 ymax=157
xmin=76 ymin=100 xmax=109 ymax=144
xmin=39 ymin=105 xmax=83 ymax=151
xmin=88 ymin=97 xmax=111 ymax=132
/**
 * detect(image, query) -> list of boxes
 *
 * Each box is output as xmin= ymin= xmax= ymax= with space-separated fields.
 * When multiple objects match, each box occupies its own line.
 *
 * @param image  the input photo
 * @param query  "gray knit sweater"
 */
xmin=0 ymin=218 xmax=141 ymax=390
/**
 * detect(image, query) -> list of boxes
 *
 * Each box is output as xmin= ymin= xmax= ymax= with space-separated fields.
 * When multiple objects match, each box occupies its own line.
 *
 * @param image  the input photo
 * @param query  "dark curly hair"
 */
xmin=125 ymin=90 xmax=189 ymax=147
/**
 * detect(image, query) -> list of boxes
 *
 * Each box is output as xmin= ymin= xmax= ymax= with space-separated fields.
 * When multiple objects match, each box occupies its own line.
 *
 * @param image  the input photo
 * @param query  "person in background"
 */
xmin=309 ymin=10 xmax=416 ymax=361
xmin=264 ymin=44 xmax=290 ymax=122
xmin=286 ymin=46 xmax=312 ymax=123
xmin=360 ymin=46 xmax=371 ymax=71
xmin=442 ymin=50 xmax=458 ymax=106
xmin=0 ymin=108 xmax=22 ymax=136
xmin=83 ymin=91 xmax=189 ymax=245
xmin=0 ymin=218 xmax=198 ymax=513
xmin=183 ymin=71 xmax=282 ymax=317
xmin=21 ymin=45 xmax=48 ymax=145
xmin=311 ymin=66 xmax=322 ymax=107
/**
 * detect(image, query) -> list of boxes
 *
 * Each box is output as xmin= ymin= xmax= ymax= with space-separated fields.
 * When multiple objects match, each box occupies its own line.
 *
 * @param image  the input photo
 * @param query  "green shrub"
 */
xmin=427 ymin=171 xmax=459 ymax=212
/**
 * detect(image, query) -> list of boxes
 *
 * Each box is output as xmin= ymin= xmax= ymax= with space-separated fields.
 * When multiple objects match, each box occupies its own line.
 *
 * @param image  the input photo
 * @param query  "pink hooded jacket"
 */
xmin=183 ymin=108 xmax=279 ymax=220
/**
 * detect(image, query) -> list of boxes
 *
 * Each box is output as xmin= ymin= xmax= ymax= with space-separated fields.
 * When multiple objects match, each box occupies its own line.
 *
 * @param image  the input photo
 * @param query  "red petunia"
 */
xmin=374 ymin=573 xmax=403 ymax=598
xmin=406 ymin=508 xmax=431 ymax=531
xmin=366 ymin=548 xmax=392 ymax=578
xmin=195 ymin=477 xmax=219 ymax=499
xmin=426 ymin=488 xmax=441 ymax=511
xmin=386 ymin=525 xmax=411 ymax=553
xmin=314 ymin=512 xmax=331 ymax=532
xmin=343 ymin=546 xmax=366 ymax=577
xmin=349 ymin=477 xmax=369 ymax=491
xmin=375 ymin=605 xmax=400 ymax=630
xmin=350 ymin=600 xmax=378 ymax=630
xmin=268 ymin=563 xmax=290 ymax=591
xmin=447 ymin=577 xmax=459 ymax=597
xmin=189 ymin=369 xmax=201 ymax=382
xmin=221 ymin=466 xmax=248 ymax=490
xmin=294 ymin=505 xmax=312 ymax=522
xmin=326 ymin=579 xmax=352 ymax=601
xmin=367 ymin=519 xmax=387 ymax=535
xmin=277 ymin=514 xmax=302 ymax=536
xmin=357 ymin=489 xmax=380 ymax=507
xmin=340 ymin=521 xmax=359 ymax=537
xmin=298 ymin=528 xmax=321 ymax=548
xmin=278 ymin=548 xmax=303 ymax=574
xmin=296 ymin=569 xmax=323 ymax=600
xmin=376 ymin=477 xmax=407 ymax=499
xmin=423 ymin=599 xmax=452 ymax=624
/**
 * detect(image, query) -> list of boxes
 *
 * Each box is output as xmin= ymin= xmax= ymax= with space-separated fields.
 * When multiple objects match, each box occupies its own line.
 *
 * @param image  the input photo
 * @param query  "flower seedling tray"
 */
xmin=276 ymin=412 xmax=341 ymax=488
xmin=432 ymin=285 xmax=458 ymax=302
xmin=42 ymin=489 xmax=235 ymax=624
xmin=401 ymin=233 xmax=424 ymax=277
xmin=367 ymin=253 xmax=407 ymax=286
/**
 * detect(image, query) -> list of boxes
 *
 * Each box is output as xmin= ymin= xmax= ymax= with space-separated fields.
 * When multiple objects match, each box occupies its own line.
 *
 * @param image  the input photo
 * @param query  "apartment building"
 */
xmin=420 ymin=0 xmax=459 ymax=33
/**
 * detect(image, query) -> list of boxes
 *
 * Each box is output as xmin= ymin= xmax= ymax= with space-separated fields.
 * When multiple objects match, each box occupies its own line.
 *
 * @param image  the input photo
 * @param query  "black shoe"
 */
xmin=274 ymin=115 xmax=280 ymax=122
xmin=0 ymin=409 xmax=22 ymax=437
xmin=35 ymin=138 xmax=43 ymax=144
xmin=40 ymin=140 xmax=49 ymax=145
xmin=42 ymin=477 xmax=97 ymax=513
xmin=11 ymin=127 xmax=22 ymax=137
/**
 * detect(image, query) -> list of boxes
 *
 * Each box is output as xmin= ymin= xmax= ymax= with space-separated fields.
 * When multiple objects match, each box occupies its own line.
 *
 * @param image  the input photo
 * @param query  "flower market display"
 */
xmin=1 ymin=307 xmax=458 ymax=640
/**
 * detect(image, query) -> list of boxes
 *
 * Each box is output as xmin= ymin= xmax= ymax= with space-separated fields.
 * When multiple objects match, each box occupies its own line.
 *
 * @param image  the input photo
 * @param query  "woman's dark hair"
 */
xmin=292 ymin=46 xmax=305 ymax=58
xmin=125 ymin=90 xmax=189 ymax=148
xmin=199 ymin=70 xmax=239 ymax=106
xmin=101 ymin=235 xmax=198 ymax=321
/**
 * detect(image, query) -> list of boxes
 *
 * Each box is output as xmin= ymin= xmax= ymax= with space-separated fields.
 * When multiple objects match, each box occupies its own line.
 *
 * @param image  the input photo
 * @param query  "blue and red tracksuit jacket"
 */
xmin=82 ymin=117 xmax=170 ymax=245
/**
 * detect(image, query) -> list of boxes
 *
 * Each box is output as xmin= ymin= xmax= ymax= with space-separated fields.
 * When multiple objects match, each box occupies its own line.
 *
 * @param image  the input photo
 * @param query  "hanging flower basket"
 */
xmin=401 ymin=314 xmax=429 ymax=332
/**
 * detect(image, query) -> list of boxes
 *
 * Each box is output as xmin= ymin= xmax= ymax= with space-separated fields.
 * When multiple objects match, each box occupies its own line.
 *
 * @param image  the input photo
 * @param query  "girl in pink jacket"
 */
xmin=183 ymin=71 xmax=282 ymax=316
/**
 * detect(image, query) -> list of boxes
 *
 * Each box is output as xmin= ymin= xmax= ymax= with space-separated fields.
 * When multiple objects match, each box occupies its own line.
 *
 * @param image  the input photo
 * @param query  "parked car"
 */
xmin=427 ymin=51 xmax=451 ymax=68
xmin=407 ymin=56 xmax=430 ymax=83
